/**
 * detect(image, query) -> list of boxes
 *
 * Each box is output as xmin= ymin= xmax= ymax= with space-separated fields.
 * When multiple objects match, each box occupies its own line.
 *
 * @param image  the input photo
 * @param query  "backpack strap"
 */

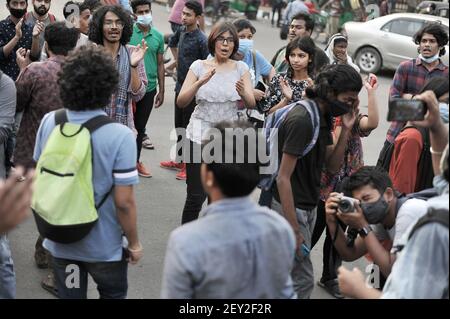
xmin=54 ymin=109 xmax=68 ymax=126
xmin=408 ymin=207 xmax=449 ymax=240
xmin=82 ymin=115 xmax=116 ymax=210
xmin=82 ymin=115 xmax=115 ymax=134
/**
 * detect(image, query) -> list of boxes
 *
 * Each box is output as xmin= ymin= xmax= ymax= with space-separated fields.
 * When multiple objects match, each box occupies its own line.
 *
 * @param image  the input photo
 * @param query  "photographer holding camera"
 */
xmin=325 ymin=165 xmax=430 ymax=280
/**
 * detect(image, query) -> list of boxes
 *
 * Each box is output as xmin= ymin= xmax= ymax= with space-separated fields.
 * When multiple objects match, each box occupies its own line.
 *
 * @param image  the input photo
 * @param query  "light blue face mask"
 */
xmin=419 ymin=53 xmax=440 ymax=64
xmin=238 ymin=39 xmax=253 ymax=56
xmin=439 ymin=102 xmax=449 ymax=124
xmin=137 ymin=13 xmax=152 ymax=27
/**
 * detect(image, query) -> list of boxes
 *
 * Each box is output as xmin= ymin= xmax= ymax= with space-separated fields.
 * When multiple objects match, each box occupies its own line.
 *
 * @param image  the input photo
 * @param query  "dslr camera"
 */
xmin=338 ymin=196 xmax=358 ymax=213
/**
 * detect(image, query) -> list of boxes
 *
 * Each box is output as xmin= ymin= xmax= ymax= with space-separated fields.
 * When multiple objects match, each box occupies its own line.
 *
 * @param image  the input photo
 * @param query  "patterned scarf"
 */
xmin=106 ymin=45 xmax=131 ymax=126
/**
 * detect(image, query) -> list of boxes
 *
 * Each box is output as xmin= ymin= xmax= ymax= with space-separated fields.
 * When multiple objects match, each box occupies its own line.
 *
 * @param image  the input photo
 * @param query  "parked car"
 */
xmin=343 ymin=13 xmax=449 ymax=74
xmin=416 ymin=1 xmax=449 ymax=18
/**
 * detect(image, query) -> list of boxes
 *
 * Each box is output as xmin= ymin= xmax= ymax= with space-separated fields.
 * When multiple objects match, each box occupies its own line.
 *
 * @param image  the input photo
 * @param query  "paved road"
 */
xmin=2 ymin=2 xmax=395 ymax=298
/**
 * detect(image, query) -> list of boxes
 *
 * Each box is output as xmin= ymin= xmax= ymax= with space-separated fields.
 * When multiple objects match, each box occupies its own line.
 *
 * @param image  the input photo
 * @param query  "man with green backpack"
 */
xmin=32 ymin=45 xmax=143 ymax=299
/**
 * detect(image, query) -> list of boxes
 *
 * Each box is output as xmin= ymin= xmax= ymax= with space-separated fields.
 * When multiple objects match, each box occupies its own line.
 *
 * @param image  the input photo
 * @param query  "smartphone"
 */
xmin=387 ymin=99 xmax=426 ymax=122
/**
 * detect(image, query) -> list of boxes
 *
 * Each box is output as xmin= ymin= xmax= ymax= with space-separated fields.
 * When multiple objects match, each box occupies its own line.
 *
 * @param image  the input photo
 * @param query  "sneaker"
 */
xmin=142 ymin=138 xmax=154 ymax=150
xmin=160 ymin=161 xmax=184 ymax=171
xmin=34 ymin=246 xmax=50 ymax=269
xmin=137 ymin=162 xmax=152 ymax=178
xmin=175 ymin=167 xmax=187 ymax=180
xmin=318 ymin=279 xmax=345 ymax=299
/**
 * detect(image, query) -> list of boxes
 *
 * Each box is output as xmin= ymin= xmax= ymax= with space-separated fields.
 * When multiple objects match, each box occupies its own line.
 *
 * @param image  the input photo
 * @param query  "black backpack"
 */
xmin=376 ymin=125 xmax=434 ymax=192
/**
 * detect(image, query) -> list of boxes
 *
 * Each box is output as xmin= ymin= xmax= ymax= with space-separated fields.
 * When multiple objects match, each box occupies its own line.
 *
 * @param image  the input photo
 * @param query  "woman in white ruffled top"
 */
xmin=177 ymin=22 xmax=256 ymax=224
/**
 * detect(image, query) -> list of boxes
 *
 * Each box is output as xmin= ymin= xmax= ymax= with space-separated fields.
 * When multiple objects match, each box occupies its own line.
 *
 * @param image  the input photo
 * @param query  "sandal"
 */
xmin=41 ymin=272 xmax=59 ymax=298
xmin=317 ymin=279 xmax=345 ymax=299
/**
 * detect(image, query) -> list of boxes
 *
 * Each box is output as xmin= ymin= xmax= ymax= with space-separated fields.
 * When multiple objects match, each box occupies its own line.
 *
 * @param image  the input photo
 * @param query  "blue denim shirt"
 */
xmin=161 ymin=196 xmax=297 ymax=299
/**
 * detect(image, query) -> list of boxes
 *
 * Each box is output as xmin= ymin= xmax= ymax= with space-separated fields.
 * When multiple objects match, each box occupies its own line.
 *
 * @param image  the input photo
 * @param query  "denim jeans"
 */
xmin=52 ymin=254 xmax=128 ymax=299
xmin=272 ymin=199 xmax=317 ymax=299
xmin=0 ymin=235 xmax=16 ymax=299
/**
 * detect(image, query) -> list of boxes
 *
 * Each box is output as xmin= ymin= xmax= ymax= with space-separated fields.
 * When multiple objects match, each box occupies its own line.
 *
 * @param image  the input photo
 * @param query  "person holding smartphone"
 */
xmin=388 ymin=77 xmax=449 ymax=194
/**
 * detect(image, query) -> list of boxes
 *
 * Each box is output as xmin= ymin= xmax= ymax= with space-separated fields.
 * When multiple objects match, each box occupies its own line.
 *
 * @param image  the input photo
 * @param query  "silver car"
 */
xmin=343 ymin=13 xmax=449 ymax=74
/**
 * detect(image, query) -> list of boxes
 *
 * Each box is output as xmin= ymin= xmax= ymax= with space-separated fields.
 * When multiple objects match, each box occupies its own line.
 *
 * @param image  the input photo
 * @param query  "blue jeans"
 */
xmin=52 ymin=254 xmax=128 ymax=299
xmin=0 ymin=235 xmax=16 ymax=299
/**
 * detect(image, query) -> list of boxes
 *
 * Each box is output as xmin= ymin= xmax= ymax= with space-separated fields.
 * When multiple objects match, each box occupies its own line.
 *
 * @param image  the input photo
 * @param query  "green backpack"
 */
xmin=32 ymin=110 xmax=114 ymax=244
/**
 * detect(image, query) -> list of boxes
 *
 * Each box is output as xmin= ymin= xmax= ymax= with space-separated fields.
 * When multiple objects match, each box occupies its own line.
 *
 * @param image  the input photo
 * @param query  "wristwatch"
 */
xmin=359 ymin=225 xmax=373 ymax=238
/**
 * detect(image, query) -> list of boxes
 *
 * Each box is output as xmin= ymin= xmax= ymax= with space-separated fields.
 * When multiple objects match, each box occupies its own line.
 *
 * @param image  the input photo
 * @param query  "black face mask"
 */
xmin=328 ymin=99 xmax=351 ymax=117
xmin=10 ymin=8 xmax=27 ymax=19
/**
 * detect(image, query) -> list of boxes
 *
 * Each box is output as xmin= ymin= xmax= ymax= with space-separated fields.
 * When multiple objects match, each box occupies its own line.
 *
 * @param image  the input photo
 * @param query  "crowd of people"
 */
xmin=0 ymin=0 xmax=448 ymax=299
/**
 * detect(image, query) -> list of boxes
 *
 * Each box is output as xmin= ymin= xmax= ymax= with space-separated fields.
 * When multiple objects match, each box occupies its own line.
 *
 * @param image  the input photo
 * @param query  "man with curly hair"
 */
xmin=88 ymin=5 xmax=148 ymax=131
xmin=33 ymin=45 xmax=143 ymax=299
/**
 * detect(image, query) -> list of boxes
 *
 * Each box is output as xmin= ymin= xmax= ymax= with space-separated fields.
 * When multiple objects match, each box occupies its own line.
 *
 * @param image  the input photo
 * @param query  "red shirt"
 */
xmin=389 ymin=127 xmax=423 ymax=194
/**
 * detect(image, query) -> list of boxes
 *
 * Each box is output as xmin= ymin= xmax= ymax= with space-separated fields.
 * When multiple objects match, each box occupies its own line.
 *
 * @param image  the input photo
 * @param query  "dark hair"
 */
xmin=208 ymin=22 xmax=239 ymax=57
xmin=63 ymin=1 xmax=90 ymax=19
xmin=341 ymin=166 xmax=394 ymax=197
xmin=204 ymin=121 xmax=260 ymax=198
xmin=130 ymin=0 xmax=152 ymax=13
xmin=7 ymin=0 xmax=28 ymax=5
xmin=44 ymin=22 xmax=79 ymax=56
xmin=419 ymin=76 xmax=449 ymax=99
xmin=285 ymin=36 xmax=316 ymax=76
xmin=291 ymin=12 xmax=315 ymax=33
xmin=88 ymin=5 xmax=133 ymax=45
xmin=414 ymin=23 xmax=449 ymax=56
xmin=232 ymin=18 xmax=256 ymax=34
xmin=305 ymin=64 xmax=363 ymax=100
xmin=59 ymin=45 xmax=119 ymax=111
xmin=185 ymin=0 xmax=203 ymax=16
xmin=83 ymin=0 xmax=102 ymax=12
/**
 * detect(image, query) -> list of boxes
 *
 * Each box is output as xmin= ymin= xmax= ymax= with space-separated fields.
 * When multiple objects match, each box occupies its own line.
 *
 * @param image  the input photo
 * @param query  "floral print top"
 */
xmin=320 ymin=114 xmax=371 ymax=201
xmin=260 ymin=72 xmax=310 ymax=113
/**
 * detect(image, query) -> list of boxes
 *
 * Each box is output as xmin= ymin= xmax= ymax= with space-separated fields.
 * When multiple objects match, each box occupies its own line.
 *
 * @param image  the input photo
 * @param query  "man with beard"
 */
xmin=88 ymin=5 xmax=147 ymax=130
xmin=25 ymin=0 xmax=57 ymax=56
xmin=271 ymin=12 xmax=329 ymax=76
xmin=0 ymin=0 xmax=42 ymax=80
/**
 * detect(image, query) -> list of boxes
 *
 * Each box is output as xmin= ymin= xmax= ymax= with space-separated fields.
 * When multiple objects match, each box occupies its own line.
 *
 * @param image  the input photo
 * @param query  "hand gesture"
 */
xmin=235 ymin=77 xmax=245 ymax=97
xmin=126 ymin=242 xmax=143 ymax=265
xmin=364 ymin=73 xmax=378 ymax=92
xmin=155 ymin=91 xmax=164 ymax=108
xmin=341 ymin=105 xmax=358 ymax=130
xmin=15 ymin=18 xmax=24 ymax=40
xmin=325 ymin=192 xmax=342 ymax=225
xmin=337 ymin=266 xmax=366 ymax=298
xmin=253 ymin=89 xmax=265 ymax=101
xmin=411 ymin=91 xmax=441 ymax=129
xmin=130 ymin=39 xmax=148 ymax=67
xmin=0 ymin=167 xmax=34 ymax=235
xmin=280 ymin=77 xmax=293 ymax=102
xmin=198 ymin=68 xmax=216 ymax=86
xmin=32 ymin=21 xmax=45 ymax=38
xmin=16 ymin=47 xmax=31 ymax=71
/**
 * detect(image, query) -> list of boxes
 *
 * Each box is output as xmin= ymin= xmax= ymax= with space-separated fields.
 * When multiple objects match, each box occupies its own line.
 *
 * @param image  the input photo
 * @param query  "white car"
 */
xmin=343 ymin=13 xmax=449 ymax=74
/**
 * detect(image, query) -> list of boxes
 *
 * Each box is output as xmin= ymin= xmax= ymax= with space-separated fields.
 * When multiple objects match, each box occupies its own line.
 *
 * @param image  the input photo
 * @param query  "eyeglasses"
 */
xmin=104 ymin=20 xmax=124 ymax=29
xmin=216 ymin=36 xmax=235 ymax=44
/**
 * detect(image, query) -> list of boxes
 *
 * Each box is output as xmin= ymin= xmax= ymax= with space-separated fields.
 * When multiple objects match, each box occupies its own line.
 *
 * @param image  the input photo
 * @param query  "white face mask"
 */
xmin=137 ymin=13 xmax=152 ymax=27
xmin=419 ymin=52 xmax=440 ymax=64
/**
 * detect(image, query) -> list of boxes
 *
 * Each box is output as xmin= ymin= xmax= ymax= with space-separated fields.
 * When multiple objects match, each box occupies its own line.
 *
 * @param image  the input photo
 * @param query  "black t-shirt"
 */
xmin=273 ymin=104 xmax=333 ymax=210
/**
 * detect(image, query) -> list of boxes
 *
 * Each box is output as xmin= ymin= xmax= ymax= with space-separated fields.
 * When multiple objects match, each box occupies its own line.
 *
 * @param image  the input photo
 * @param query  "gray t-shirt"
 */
xmin=25 ymin=12 xmax=55 ymax=54
xmin=0 ymin=72 xmax=16 ymax=131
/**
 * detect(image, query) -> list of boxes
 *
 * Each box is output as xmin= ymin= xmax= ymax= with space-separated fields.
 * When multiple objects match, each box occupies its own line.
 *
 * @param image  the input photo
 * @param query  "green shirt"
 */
xmin=130 ymin=24 xmax=164 ymax=92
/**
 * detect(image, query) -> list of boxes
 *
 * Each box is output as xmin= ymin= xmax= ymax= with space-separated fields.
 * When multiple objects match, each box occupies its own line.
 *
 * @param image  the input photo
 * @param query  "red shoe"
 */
xmin=160 ymin=160 xmax=184 ymax=171
xmin=137 ymin=162 xmax=152 ymax=178
xmin=175 ymin=167 xmax=187 ymax=180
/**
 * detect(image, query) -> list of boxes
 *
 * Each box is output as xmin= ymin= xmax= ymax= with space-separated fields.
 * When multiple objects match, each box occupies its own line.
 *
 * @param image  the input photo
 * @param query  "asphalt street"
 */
xmin=2 ymin=1 xmax=396 ymax=299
